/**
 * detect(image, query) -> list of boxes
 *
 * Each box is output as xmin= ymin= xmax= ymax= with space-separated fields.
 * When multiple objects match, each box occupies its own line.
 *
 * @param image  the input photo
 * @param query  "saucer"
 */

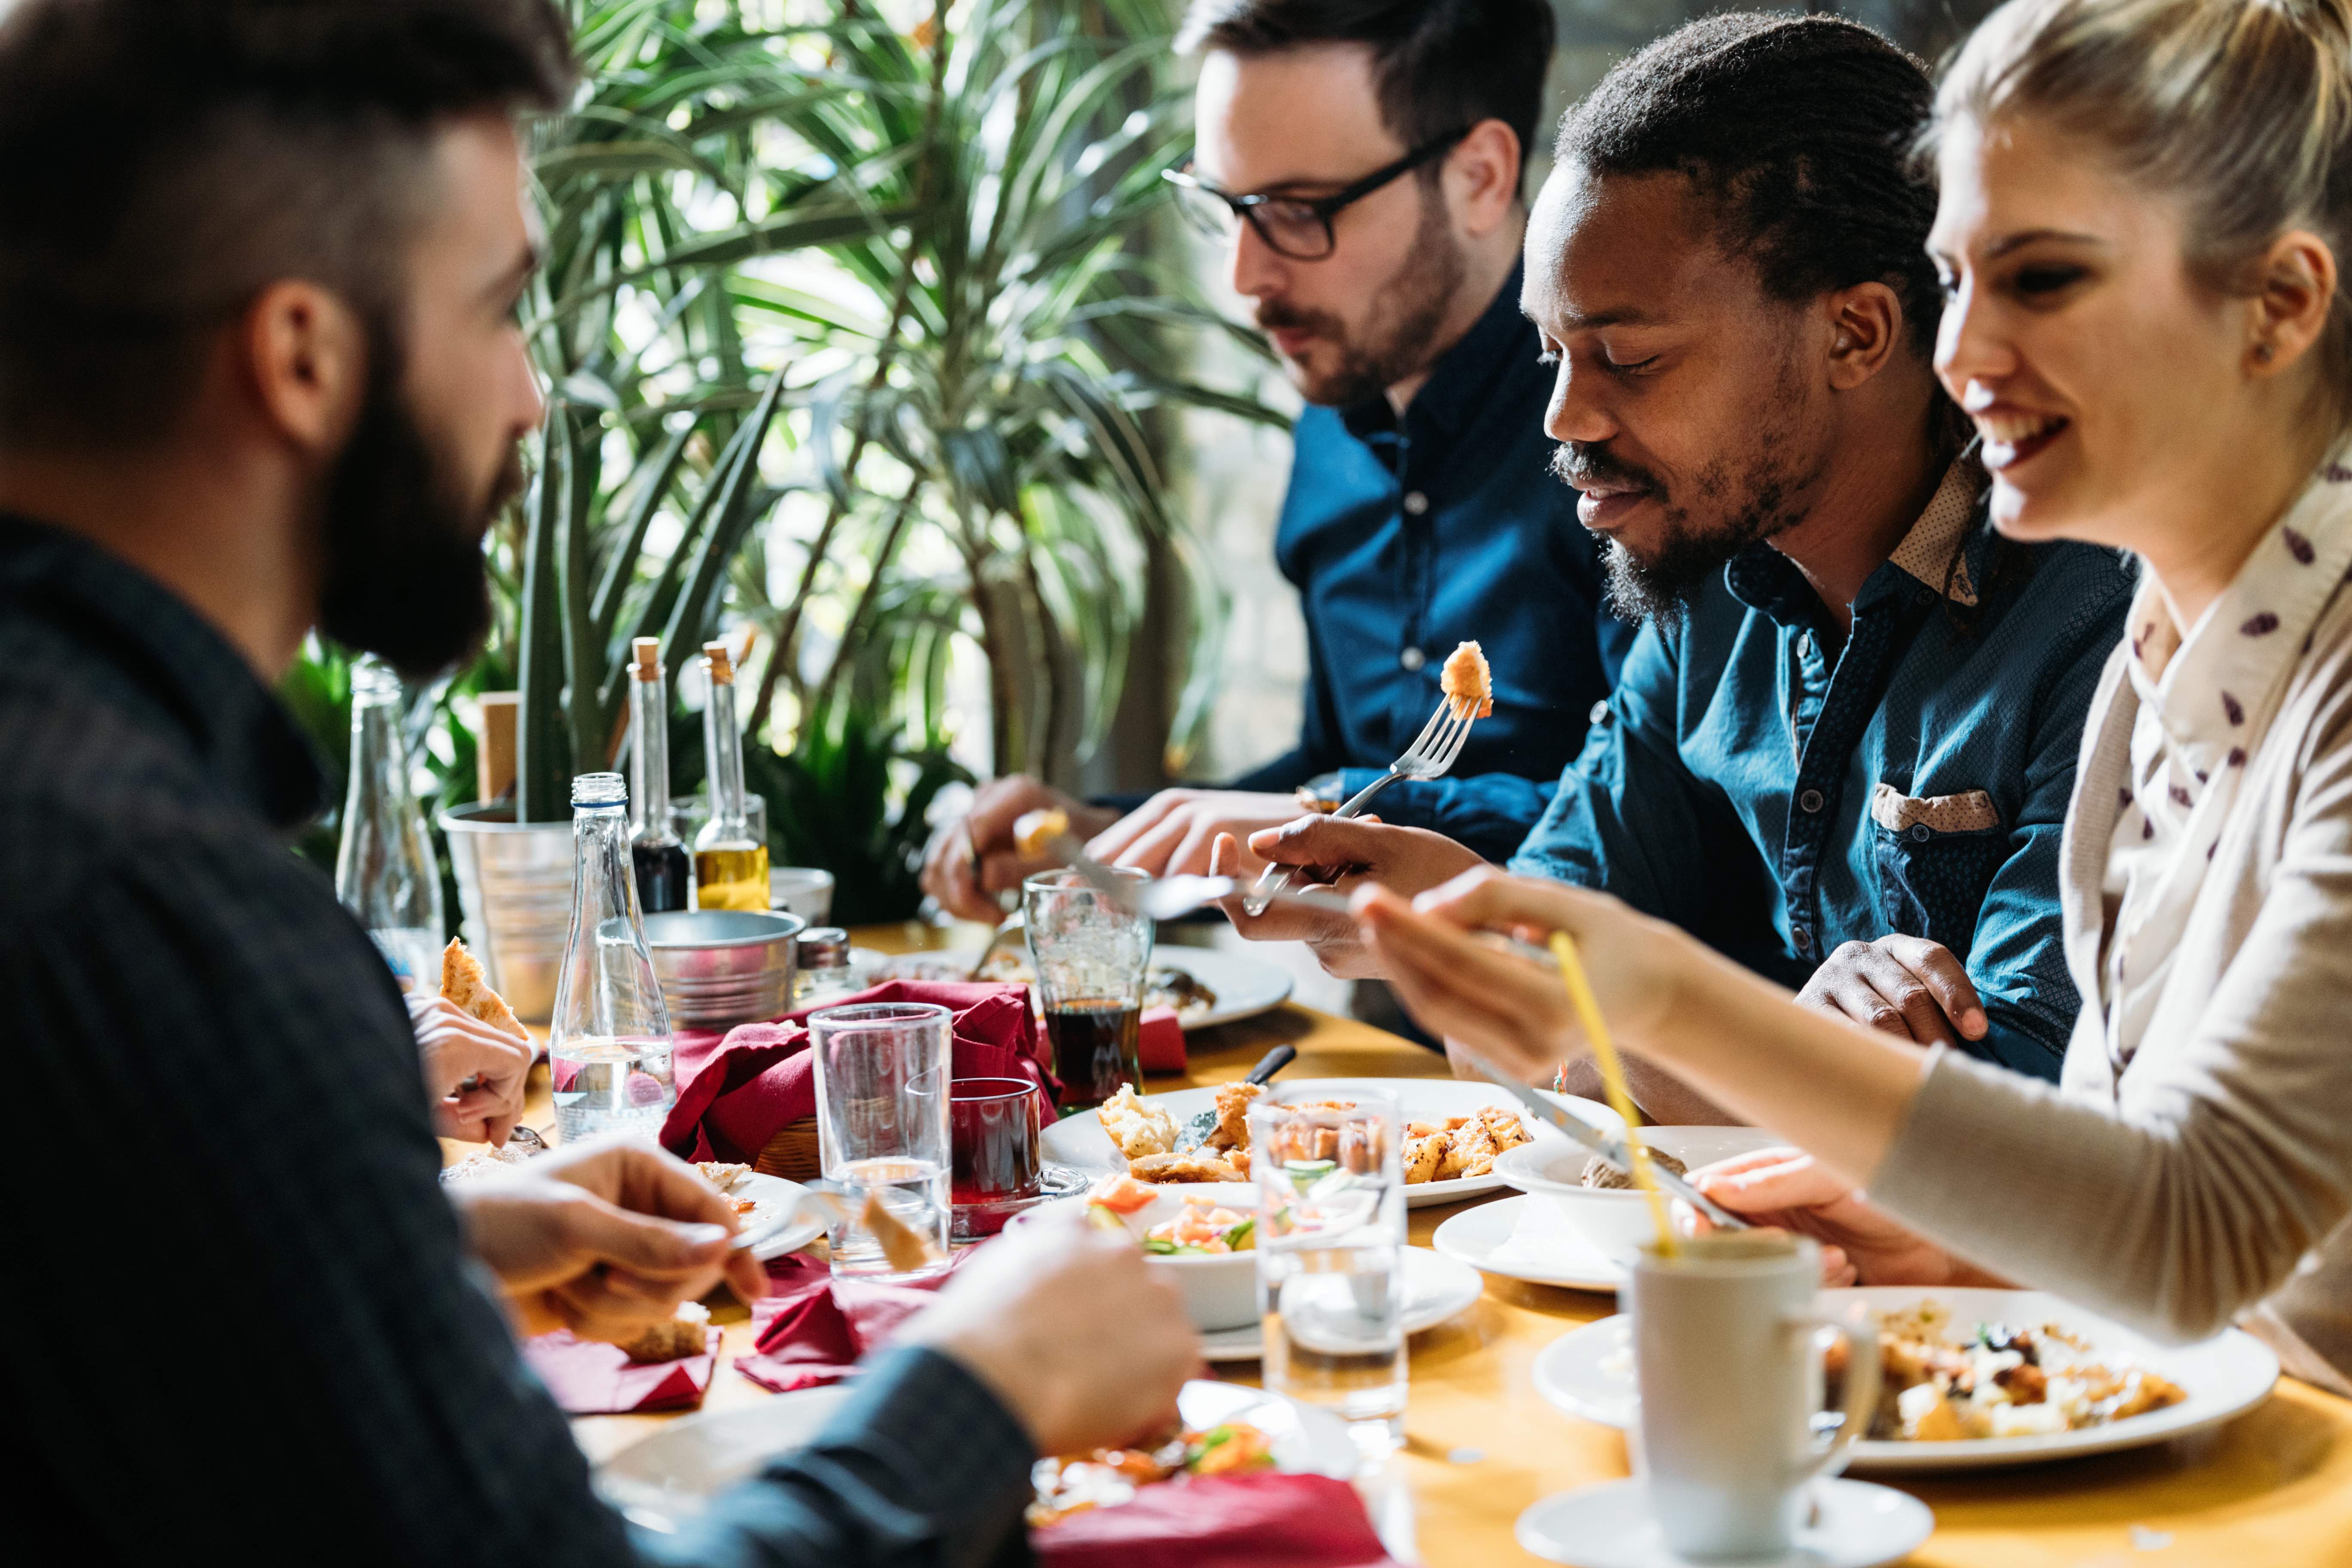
xmin=1197 ymin=1246 xmax=1485 ymax=1361
xmin=1430 ymin=1194 xmax=1625 ymax=1292
xmin=1516 ymin=1477 xmax=1933 ymax=1568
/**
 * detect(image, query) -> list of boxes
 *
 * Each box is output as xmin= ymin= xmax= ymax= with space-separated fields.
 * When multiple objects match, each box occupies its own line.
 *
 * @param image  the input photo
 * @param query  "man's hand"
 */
xmin=452 ymin=1137 xmax=768 ymax=1341
xmin=407 ymin=992 xmax=533 ymax=1146
xmin=919 ymin=776 xmax=1118 ymax=922
xmin=1085 ymin=789 xmax=1302 ymax=879
xmin=1208 ymin=815 xmax=1485 ymax=978
xmin=1796 ymin=936 xmax=1987 ymax=1047
xmin=898 ymin=1204 xmax=1195 ymax=1456
xmin=1685 ymin=1148 xmax=2003 ymax=1289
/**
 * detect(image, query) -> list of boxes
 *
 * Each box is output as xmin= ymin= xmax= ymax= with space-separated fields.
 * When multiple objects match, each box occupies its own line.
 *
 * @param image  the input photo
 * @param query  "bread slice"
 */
xmin=441 ymin=938 xmax=526 ymax=1041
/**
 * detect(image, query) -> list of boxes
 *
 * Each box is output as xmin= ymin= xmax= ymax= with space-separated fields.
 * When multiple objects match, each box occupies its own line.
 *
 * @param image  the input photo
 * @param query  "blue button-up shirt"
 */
xmin=1227 ymin=266 xmax=1634 ymax=861
xmin=1508 ymin=463 xmax=2135 ymax=1078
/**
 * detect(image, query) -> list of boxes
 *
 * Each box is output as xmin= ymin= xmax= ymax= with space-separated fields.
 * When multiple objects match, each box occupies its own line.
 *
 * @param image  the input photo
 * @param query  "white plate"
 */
xmin=1531 ymin=1286 xmax=2280 ymax=1472
xmin=1038 ymin=1077 xmax=1623 ymax=1208
xmin=594 ymin=1377 xmax=1359 ymax=1531
xmin=728 ymin=1172 xmax=827 ymax=1261
xmin=1517 ymin=1476 xmax=1933 ymax=1568
xmin=858 ymin=945 xmax=1293 ymax=1031
xmin=1431 ymin=1193 xmax=1629 ymax=1290
xmin=1197 ymin=1245 xmax=1486 ymax=1361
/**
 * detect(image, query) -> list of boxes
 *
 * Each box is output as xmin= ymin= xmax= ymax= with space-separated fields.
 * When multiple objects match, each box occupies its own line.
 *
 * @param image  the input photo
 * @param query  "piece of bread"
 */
xmin=441 ymin=938 xmax=526 ymax=1041
xmin=620 ymin=1302 xmax=711 ymax=1364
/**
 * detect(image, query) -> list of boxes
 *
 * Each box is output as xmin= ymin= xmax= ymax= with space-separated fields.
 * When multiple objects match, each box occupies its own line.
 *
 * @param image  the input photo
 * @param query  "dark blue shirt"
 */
xmin=1508 ymin=467 xmax=2135 ymax=1079
xmin=1227 ymin=266 xmax=1633 ymax=861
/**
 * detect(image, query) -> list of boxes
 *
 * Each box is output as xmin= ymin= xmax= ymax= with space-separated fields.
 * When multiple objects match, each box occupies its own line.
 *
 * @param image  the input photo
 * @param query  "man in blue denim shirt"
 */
xmin=922 ymin=0 xmax=1626 ymax=918
xmin=1227 ymin=14 xmax=2132 ymax=1108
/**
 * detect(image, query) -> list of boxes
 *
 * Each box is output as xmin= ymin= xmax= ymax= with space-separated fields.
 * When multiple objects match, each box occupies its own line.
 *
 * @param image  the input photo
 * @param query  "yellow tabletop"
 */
xmin=552 ymin=922 xmax=2352 ymax=1567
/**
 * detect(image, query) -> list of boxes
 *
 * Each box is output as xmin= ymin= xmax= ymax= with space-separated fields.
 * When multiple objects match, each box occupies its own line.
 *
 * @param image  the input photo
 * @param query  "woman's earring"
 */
xmin=2256 ymin=342 xmax=2277 ymax=364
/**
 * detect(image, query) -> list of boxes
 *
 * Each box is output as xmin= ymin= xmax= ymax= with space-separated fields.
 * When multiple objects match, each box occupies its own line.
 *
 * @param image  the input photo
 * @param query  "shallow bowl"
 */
xmin=1012 ymin=1182 xmax=1260 ymax=1332
xmin=1495 ymin=1127 xmax=1786 ymax=1267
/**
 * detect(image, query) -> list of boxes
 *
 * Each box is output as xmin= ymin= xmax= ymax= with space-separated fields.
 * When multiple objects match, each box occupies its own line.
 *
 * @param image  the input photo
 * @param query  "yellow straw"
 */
xmin=1547 ymin=930 xmax=1679 ymax=1258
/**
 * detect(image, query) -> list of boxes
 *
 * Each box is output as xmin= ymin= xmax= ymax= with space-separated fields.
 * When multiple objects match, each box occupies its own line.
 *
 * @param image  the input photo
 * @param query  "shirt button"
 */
xmin=1799 ymin=788 xmax=1826 ymax=814
xmin=1399 ymin=646 xmax=1426 ymax=672
xmin=1792 ymin=925 xmax=1813 ymax=956
xmin=1909 ymin=823 xmax=1932 ymax=843
xmin=1403 ymin=491 xmax=1430 ymax=516
xmin=1588 ymin=700 xmax=1610 ymax=726
xmin=1798 ymin=632 xmax=1813 ymax=658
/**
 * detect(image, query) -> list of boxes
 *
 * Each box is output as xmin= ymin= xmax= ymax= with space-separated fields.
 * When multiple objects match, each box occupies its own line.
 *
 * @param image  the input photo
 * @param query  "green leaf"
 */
xmin=514 ymin=405 xmax=570 ymax=823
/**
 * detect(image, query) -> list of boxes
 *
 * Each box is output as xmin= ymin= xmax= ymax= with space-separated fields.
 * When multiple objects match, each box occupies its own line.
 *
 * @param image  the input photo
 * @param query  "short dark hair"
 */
xmin=1176 ymin=0 xmax=1555 ymax=196
xmin=0 ymin=0 xmax=575 ymax=451
xmin=1554 ymin=12 xmax=1942 ymax=356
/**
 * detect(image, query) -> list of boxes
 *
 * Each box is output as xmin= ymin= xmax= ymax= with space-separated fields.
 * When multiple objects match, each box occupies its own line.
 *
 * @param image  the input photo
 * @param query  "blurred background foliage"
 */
xmin=285 ymin=0 xmax=1269 ymax=923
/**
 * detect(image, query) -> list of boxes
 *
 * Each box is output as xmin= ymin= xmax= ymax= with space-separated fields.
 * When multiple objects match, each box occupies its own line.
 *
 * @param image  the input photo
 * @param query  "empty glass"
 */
xmin=810 ymin=1001 xmax=952 ymax=1280
xmin=1023 ymin=867 xmax=1153 ymax=1110
xmin=1250 ymin=1084 xmax=1407 ymax=1460
xmin=949 ymin=1077 xmax=1044 ymax=1239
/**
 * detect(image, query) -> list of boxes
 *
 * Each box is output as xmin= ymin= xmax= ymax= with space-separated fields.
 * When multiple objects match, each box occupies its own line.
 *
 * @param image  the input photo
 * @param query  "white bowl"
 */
xmin=768 ymin=867 xmax=835 ymax=923
xmin=1011 ymin=1182 xmax=1260 ymax=1332
xmin=1495 ymin=1127 xmax=1787 ymax=1268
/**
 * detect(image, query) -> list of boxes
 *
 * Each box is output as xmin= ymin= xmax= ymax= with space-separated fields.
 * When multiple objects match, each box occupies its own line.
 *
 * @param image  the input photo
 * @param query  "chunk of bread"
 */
xmin=620 ymin=1302 xmax=711 ymax=1363
xmin=441 ymin=938 xmax=526 ymax=1041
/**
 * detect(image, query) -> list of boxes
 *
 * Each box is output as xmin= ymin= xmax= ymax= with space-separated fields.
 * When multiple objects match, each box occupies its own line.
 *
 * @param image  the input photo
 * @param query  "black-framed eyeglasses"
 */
xmin=1160 ymin=129 xmax=1471 ymax=261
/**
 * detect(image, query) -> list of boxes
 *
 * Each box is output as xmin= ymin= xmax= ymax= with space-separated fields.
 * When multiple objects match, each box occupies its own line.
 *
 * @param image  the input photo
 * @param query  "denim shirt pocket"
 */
xmin=1868 ymin=784 xmax=2006 ymax=957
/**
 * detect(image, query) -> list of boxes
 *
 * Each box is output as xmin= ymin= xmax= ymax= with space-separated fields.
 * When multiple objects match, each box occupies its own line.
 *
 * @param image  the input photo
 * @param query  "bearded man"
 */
xmin=922 ymin=0 xmax=1631 ymax=915
xmin=1223 ymin=12 xmax=2137 ymax=1117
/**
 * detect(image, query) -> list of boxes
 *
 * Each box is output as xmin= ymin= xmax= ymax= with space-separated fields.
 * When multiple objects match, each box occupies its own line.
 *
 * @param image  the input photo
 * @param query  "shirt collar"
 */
xmin=0 ymin=513 xmax=323 ymax=829
xmin=1338 ymin=262 xmax=1530 ymax=445
xmin=1724 ymin=450 xmax=1988 ymax=624
xmin=2120 ymin=442 xmax=2352 ymax=774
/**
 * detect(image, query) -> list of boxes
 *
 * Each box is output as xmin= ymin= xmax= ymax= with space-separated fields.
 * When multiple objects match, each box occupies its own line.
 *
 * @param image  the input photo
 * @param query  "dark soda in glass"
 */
xmin=1045 ymin=999 xmax=1142 ymax=1109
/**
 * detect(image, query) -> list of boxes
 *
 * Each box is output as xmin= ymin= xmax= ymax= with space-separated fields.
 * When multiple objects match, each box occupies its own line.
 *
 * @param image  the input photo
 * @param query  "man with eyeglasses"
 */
xmin=922 ymin=0 xmax=1629 ymax=930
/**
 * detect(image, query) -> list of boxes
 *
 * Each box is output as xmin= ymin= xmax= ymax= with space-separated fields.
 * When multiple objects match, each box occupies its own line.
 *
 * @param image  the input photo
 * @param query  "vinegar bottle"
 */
xmin=627 ymin=637 xmax=690 ymax=914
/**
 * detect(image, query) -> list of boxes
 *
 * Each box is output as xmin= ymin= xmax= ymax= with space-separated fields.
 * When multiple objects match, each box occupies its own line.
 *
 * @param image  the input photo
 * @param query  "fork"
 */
xmin=1243 ymin=695 xmax=1479 ymax=915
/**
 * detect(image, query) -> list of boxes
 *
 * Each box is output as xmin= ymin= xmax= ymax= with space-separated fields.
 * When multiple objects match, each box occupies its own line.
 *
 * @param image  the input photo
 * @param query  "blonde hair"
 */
xmin=1936 ymin=0 xmax=2352 ymax=423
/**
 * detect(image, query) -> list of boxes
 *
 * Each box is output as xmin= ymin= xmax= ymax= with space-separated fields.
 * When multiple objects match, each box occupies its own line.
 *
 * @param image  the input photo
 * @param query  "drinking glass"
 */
xmin=1249 ymin=1084 xmax=1406 ymax=1460
xmin=1023 ymin=867 xmax=1153 ymax=1110
xmin=949 ymin=1077 xmax=1044 ymax=1239
xmin=1627 ymin=1233 xmax=1880 ymax=1559
xmin=809 ymin=1001 xmax=952 ymax=1280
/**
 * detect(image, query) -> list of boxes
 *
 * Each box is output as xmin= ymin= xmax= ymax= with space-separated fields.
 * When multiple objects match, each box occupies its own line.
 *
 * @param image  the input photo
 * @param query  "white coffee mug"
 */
xmin=1625 ymin=1232 xmax=1879 ymax=1560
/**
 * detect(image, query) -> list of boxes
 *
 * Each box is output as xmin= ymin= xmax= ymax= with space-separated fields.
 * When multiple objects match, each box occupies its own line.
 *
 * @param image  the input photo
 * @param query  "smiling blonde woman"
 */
xmin=1351 ymin=0 xmax=2352 ymax=1395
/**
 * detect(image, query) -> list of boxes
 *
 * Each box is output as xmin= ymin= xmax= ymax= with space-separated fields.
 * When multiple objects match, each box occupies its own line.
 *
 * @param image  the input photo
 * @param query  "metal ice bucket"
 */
xmin=440 ymin=801 xmax=575 ymax=1023
xmin=644 ymin=909 xmax=805 ymax=1030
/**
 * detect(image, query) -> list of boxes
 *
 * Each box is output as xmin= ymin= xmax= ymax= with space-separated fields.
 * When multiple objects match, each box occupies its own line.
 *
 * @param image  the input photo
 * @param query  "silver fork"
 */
xmin=1243 ymin=696 xmax=1479 ymax=915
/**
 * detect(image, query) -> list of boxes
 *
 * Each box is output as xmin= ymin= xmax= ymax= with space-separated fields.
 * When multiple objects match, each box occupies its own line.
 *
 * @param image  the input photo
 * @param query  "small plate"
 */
xmin=858 ymin=946 xmax=1295 ymax=1031
xmin=1516 ymin=1477 xmax=1933 ymax=1568
xmin=1040 ymin=1078 xmax=1621 ymax=1208
xmin=1430 ymin=1193 xmax=1627 ymax=1291
xmin=1531 ymin=1288 xmax=2281 ymax=1472
xmin=1198 ymin=1246 xmax=1485 ymax=1361
xmin=596 ymin=1378 xmax=1359 ymax=1532
xmin=730 ymin=1172 xmax=827 ymax=1261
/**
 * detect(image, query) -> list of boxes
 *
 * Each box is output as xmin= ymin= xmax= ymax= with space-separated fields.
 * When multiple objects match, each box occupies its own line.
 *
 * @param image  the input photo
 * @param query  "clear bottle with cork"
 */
xmin=627 ymin=637 xmax=690 ymax=914
xmin=334 ymin=656 xmax=443 ymax=992
xmin=549 ymin=771 xmax=674 ymax=1142
xmin=693 ymin=639 xmax=769 ymax=911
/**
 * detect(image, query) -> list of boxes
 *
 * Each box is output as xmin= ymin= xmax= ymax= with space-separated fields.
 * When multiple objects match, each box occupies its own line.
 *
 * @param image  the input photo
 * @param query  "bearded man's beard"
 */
xmin=1258 ymin=177 xmax=1466 ymax=409
xmin=315 ymin=323 xmax=519 ymax=679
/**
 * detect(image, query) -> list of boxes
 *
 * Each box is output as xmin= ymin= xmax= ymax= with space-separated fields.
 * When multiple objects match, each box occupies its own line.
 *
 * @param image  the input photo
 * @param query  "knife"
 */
xmin=1457 ymin=1054 xmax=1750 ymax=1231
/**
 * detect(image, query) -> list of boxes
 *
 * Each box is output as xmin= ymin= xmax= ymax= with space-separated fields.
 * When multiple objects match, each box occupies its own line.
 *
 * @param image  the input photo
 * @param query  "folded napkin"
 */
xmin=520 ymin=1327 xmax=721 ymax=1415
xmin=660 ymin=979 xmax=1058 ymax=1165
xmin=1138 ymin=1006 xmax=1186 ymax=1073
xmin=733 ymin=1252 xmax=968 ymax=1393
xmin=1035 ymin=1473 xmax=1404 ymax=1568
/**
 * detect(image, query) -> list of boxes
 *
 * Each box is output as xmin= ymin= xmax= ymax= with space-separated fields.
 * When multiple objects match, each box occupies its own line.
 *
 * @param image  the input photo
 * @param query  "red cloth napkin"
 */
xmin=1035 ymin=1473 xmax=1403 ymax=1568
xmin=660 ymin=979 xmax=1057 ymax=1164
xmin=1138 ymin=1005 xmax=1186 ymax=1072
xmin=520 ymin=1327 xmax=721 ymax=1415
xmin=734 ymin=1252 xmax=969 ymax=1393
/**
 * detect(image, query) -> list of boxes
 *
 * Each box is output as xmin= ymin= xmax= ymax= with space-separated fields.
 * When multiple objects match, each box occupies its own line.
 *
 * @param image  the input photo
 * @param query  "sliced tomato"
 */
xmin=1086 ymin=1172 xmax=1158 ymax=1214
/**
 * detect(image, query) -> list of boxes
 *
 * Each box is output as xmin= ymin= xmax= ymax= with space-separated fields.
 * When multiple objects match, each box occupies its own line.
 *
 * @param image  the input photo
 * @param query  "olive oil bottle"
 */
xmin=692 ymin=640 xmax=769 ymax=912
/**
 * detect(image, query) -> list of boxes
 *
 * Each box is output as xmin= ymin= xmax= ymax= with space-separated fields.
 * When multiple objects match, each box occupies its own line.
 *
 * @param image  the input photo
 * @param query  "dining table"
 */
xmin=525 ymin=920 xmax=2352 ymax=1567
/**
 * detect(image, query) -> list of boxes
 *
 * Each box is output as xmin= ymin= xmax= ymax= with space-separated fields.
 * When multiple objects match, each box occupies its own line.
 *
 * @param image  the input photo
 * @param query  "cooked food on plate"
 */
xmin=438 ymin=1142 xmax=538 ymax=1183
xmin=1140 ymin=1197 xmax=1255 ymax=1256
xmin=1440 ymin=640 xmax=1493 ymax=720
xmin=1861 ymin=1299 xmax=2187 ymax=1441
xmin=1402 ymin=1106 xmax=1531 ymax=1184
xmin=882 ymin=952 xmax=1222 ymax=1022
xmin=1099 ymin=1084 xmax=1178 ymax=1159
xmin=1106 ymin=1084 xmax=1529 ymax=1186
xmin=1028 ymin=1422 xmax=1274 ymax=1527
xmin=619 ymin=1301 xmax=710 ymax=1364
xmin=1580 ymin=1148 xmax=1688 ymax=1189
xmin=1128 ymin=1150 xmax=1249 ymax=1183
xmin=692 ymin=1160 xmax=759 ymax=1216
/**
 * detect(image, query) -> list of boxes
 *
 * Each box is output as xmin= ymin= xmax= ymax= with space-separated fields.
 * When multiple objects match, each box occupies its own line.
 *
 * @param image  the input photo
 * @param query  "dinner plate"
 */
xmin=1038 ymin=1077 xmax=1623 ymax=1208
xmin=1198 ymin=1245 xmax=1486 ymax=1361
xmin=729 ymin=1172 xmax=828 ymax=1261
xmin=594 ymin=1377 xmax=1359 ymax=1531
xmin=1430 ymin=1193 xmax=1628 ymax=1291
xmin=860 ymin=946 xmax=1294 ymax=1031
xmin=1530 ymin=1286 xmax=2281 ymax=1471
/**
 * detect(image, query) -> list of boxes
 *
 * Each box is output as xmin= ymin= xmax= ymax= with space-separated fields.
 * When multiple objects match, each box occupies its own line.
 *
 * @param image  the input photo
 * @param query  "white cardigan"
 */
xmin=1871 ymin=560 xmax=2352 ymax=1396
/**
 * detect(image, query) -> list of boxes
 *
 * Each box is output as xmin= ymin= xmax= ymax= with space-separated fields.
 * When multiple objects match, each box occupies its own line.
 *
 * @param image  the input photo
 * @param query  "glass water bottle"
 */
xmin=548 ymin=771 xmax=675 ymax=1142
xmin=334 ymin=656 xmax=444 ymax=992
xmin=627 ymin=637 xmax=690 ymax=914
xmin=692 ymin=640 xmax=769 ymax=911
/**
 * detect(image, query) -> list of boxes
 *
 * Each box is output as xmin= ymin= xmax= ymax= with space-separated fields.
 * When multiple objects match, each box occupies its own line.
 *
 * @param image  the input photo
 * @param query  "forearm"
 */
xmin=1556 ymin=1055 xmax=1745 ymax=1127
